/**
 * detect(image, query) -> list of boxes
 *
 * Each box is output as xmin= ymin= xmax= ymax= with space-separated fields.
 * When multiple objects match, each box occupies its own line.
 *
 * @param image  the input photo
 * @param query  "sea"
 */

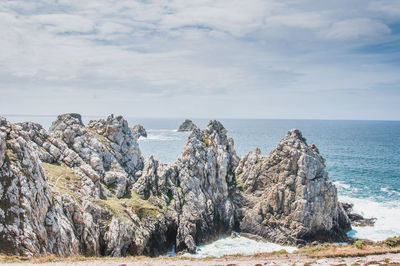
xmin=3 ymin=115 xmax=400 ymax=257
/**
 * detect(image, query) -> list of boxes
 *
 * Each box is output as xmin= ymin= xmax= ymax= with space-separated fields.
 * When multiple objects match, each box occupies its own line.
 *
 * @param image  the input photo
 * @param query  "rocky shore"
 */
xmin=0 ymin=114 xmax=355 ymax=257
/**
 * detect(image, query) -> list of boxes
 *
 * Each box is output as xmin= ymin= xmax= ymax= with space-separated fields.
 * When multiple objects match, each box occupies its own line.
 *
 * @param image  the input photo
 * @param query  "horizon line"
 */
xmin=1 ymin=113 xmax=399 ymax=122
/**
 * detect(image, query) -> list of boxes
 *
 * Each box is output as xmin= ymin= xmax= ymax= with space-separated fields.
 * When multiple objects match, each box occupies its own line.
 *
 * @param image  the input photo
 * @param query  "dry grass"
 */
xmin=97 ymin=189 xmax=160 ymax=221
xmin=42 ymin=162 xmax=81 ymax=199
xmin=0 ymin=254 xmax=154 ymax=264
xmin=296 ymin=237 xmax=400 ymax=258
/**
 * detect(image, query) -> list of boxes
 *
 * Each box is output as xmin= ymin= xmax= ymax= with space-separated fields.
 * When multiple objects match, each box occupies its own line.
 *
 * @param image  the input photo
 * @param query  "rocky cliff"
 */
xmin=236 ymin=130 xmax=351 ymax=245
xmin=0 ymin=114 xmax=351 ymax=257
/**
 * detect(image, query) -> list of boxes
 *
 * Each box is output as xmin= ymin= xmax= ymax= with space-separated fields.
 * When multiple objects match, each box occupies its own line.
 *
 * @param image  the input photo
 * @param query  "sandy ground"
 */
xmin=2 ymin=253 xmax=400 ymax=266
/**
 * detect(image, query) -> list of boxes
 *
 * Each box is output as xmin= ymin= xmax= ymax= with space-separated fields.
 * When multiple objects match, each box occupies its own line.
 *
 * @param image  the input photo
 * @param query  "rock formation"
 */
xmin=177 ymin=119 xmax=198 ymax=132
xmin=236 ymin=130 xmax=351 ymax=245
xmin=131 ymin=125 xmax=147 ymax=139
xmin=0 ymin=115 xmax=351 ymax=257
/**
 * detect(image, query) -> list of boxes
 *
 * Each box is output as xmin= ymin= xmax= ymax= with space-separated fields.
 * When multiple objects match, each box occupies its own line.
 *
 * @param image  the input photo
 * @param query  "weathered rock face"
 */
xmin=0 ymin=114 xmax=151 ymax=257
xmin=177 ymin=119 xmax=198 ymax=132
xmin=236 ymin=129 xmax=351 ymax=245
xmin=0 ymin=118 xmax=80 ymax=256
xmin=131 ymin=120 xmax=241 ymax=253
xmin=174 ymin=121 xmax=241 ymax=252
xmin=131 ymin=125 xmax=147 ymax=139
xmin=0 ymin=116 xmax=351 ymax=257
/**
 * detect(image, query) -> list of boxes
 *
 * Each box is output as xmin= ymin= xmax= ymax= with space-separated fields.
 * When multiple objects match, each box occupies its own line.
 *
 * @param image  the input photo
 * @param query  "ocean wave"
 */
xmin=139 ymin=135 xmax=180 ymax=141
xmin=380 ymin=187 xmax=400 ymax=197
xmin=181 ymin=235 xmax=297 ymax=258
xmin=147 ymin=129 xmax=178 ymax=133
xmin=340 ymin=195 xmax=400 ymax=241
xmin=138 ymin=129 xmax=188 ymax=141
xmin=333 ymin=180 xmax=359 ymax=193
xmin=333 ymin=181 xmax=350 ymax=190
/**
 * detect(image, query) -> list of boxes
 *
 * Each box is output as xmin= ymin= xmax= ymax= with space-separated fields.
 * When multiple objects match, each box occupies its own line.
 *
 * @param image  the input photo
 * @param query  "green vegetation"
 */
xmin=97 ymin=189 xmax=160 ymax=221
xmin=42 ymin=162 xmax=81 ymax=202
xmin=296 ymin=237 xmax=400 ymax=258
xmin=354 ymin=240 xmax=364 ymax=249
xmin=271 ymin=249 xmax=288 ymax=255
xmin=378 ymin=237 xmax=400 ymax=248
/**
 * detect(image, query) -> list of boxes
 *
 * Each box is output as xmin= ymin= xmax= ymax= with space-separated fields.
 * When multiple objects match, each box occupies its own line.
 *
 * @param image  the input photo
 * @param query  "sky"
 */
xmin=0 ymin=0 xmax=400 ymax=120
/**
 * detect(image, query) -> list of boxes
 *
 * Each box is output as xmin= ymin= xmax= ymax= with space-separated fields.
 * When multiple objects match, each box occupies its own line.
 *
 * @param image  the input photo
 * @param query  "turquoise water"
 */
xmin=3 ymin=115 xmax=400 ymax=242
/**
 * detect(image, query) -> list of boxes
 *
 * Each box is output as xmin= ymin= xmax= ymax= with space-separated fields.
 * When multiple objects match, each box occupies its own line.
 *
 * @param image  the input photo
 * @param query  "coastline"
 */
xmin=1 ymin=115 xmax=399 ymax=260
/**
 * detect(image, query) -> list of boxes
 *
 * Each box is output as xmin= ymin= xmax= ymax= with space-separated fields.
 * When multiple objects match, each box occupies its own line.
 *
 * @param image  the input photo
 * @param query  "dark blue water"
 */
xmin=3 ymin=115 xmax=400 ymax=240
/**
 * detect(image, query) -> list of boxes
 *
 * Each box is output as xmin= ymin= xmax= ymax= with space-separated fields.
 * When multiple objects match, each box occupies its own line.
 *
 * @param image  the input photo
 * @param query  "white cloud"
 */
xmin=0 ymin=0 xmax=399 ymax=119
xmin=265 ymin=12 xmax=329 ymax=29
xmin=323 ymin=18 xmax=391 ymax=40
xmin=369 ymin=0 xmax=400 ymax=17
xmin=30 ymin=14 xmax=95 ymax=34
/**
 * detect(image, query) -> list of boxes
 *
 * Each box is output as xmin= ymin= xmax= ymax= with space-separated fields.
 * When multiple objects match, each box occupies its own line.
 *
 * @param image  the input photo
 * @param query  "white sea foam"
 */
xmin=340 ymin=195 xmax=400 ymax=241
xmin=138 ymin=129 xmax=187 ymax=141
xmin=333 ymin=181 xmax=351 ymax=190
xmin=380 ymin=187 xmax=400 ymax=197
xmin=181 ymin=235 xmax=297 ymax=258
xmin=147 ymin=129 xmax=178 ymax=133
xmin=139 ymin=135 xmax=179 ymax=141
xmin=333 ymin=181 xmax=360 ymax=193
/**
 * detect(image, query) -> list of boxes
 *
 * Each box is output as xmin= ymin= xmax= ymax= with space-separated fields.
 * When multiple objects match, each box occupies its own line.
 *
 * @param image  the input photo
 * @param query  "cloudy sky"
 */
xmin=0 ymin=0 xmax=399 ymax=120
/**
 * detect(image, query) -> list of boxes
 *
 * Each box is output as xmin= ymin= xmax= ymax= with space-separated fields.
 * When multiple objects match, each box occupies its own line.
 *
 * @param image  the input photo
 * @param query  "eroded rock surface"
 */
xmin=0 ymin=117 xmax=79 ymax=256
xmin=0 ymin=115 xmax=351 ymax=257
xmin=236 ymin=129 xmax=351 ymax=245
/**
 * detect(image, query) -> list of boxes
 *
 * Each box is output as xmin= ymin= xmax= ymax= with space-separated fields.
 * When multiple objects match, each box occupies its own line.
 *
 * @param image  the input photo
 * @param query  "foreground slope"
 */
xmin=0 ymin=114 xmax=350 ymax=256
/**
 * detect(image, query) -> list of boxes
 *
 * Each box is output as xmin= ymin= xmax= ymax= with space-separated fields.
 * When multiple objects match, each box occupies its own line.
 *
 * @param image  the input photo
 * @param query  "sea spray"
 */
xmin=341 ymin=195 xmax=400 ymax=241
xmin=181 ymin=235 xmax=297 ymax=258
